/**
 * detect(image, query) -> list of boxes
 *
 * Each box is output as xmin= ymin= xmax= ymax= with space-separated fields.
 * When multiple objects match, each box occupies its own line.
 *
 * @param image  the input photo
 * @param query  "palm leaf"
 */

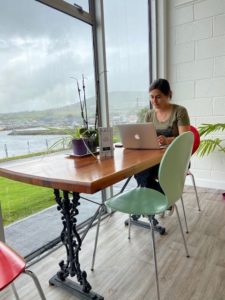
xmin=197 ymin=138 xmax=225 ymax=157
xmin=198 ymin=123 xmax=225 ymax=137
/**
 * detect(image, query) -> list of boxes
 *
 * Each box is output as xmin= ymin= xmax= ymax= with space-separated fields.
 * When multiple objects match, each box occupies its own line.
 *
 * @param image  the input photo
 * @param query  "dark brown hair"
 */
xmin=149 ymin=78 xmax=172 ymax=98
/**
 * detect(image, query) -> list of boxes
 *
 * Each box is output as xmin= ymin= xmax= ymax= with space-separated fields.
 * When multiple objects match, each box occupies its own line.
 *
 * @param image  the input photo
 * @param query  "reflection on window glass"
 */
xmin=0 ymin=0 xmax=97 ymax=257
xmin=64 ymin=0 xmax=89 ymax=12
xmin=104 ymin=0 xmax=149 ymax=138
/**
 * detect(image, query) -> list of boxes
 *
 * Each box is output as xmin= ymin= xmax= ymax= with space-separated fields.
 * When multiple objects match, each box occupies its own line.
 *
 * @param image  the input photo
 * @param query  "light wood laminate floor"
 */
xmin=1 ymin=186 xmax=225 ymax=300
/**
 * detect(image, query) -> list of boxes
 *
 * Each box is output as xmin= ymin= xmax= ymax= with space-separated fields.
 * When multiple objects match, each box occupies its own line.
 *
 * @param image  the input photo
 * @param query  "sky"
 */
xmin=0 ymin=0 xmax=149 ymax=113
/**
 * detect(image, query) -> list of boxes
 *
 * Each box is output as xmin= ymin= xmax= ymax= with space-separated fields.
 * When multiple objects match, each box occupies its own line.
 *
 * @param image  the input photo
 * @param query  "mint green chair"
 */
xmin=106 ymin=132 xmax=194 ymax=300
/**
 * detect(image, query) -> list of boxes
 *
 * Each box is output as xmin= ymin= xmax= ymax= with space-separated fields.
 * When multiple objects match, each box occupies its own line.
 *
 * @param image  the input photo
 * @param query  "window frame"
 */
xmin=36 ymin=0 xmax=93 ymax=24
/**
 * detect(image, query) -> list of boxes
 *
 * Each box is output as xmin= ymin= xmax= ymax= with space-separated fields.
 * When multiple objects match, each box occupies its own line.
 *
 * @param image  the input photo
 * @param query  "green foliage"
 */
xmin=49 ymin=126 xmax=98 ymax=151
xmin=197 ymin=123 xmax=225 ymax=157
xmin=137 ymin=107 xmax=149 ymax=123
xmin=8 ymin=128 xmax=69 ymax=136
xmin=198 ymin=123 xmax=225 ymax=136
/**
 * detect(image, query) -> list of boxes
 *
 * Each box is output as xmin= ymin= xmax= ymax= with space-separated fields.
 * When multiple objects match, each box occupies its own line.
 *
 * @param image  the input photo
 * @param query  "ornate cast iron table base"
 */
xmin=49 ymin=275 xmax=104 ymax=300
xmin=51 ymin=189 xmax=104 ymax=299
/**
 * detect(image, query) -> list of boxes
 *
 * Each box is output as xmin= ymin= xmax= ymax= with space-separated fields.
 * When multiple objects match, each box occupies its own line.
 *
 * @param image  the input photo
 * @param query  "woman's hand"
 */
xmin=157 ymin=135 xmax=168 ymax=146
xmin=157 ymin=126 xmax=190 ymax=146
xmin=157 ymin=135 xmax=175 ymax=146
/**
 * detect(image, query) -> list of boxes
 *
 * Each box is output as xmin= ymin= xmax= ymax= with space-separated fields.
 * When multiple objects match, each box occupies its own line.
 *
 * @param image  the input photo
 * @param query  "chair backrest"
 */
xmin=190 ymin=125 xmax=200 ymax=154
xmin=0 ymin=241 xmax=25 ymax=290
xmin=158 ymin=132 xmax=194 ymax=206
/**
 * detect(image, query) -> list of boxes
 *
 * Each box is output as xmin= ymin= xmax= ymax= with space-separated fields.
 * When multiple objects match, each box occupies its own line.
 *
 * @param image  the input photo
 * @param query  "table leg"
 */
xmin=49 ymin=189 xmax=104 ymax=300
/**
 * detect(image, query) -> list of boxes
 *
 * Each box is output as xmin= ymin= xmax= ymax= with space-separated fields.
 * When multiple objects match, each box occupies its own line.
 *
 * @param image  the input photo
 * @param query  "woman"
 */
xmin=134 ymin=78 xmax=190 ymax=192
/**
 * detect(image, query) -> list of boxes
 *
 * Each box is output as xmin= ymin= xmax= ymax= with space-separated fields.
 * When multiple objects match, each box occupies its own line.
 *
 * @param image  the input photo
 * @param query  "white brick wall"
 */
xmin=177 ymin=59 xmax=213 ymax=80
xmin=171 ymin=81 xmax=195 ymax=100
xmin=172 ymin=42 xmax=195 ymax=63
xmin=196 ymin=36 xmax=225 ymax=59
xmin=176 ymin=19 xmax=212 ymax=43
xmin=214 ymin=14 xmax=225 ymax=36
xmin=213 ymin=97 xmax=225 ymax=115
xmin=194 ymin=0 xmax=225 ymax=19
xmin=196 ymin=78 xmax=225 ymax=97
xmin=214 ymin=56 xmax=225 ymax=77
xmin=181 ymin=98 xmax=213 ymax=116
xmin=167 ymin=0 xmax=225 ymax=189
xmin=174 ymin=5 xmax=193 ymax=25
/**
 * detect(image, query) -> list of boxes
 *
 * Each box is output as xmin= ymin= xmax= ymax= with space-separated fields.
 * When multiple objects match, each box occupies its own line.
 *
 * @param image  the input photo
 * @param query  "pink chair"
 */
xmin=0 ymin=241 xmax=46 ymax=299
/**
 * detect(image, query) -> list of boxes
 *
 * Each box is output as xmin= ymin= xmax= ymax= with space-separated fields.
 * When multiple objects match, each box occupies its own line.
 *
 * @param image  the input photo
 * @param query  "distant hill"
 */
xmin=0 ymin=91 xmax=149 ymax=128
xmin=108 ymin=91 xmax=148 ymax=106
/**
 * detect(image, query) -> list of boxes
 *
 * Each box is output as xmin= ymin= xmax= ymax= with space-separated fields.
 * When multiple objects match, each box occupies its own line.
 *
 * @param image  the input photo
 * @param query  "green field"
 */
xmin=0 ymin=177 xmax=55 ymax=225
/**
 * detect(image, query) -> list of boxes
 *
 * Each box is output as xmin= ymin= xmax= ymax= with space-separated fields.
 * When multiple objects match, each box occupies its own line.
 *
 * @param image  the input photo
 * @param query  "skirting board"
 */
xmin=185 ymin=177 xmax=225 ymax=190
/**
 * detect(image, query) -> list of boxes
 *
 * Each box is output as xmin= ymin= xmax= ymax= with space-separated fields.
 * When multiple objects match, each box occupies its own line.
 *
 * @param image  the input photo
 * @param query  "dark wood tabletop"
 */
xmin=0 ymin=148 xmax=164 ymax=194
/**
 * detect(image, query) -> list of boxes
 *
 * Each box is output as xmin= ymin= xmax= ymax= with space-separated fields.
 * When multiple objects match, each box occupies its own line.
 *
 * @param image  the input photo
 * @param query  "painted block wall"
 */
xmin=167 ymin=0 xmax=225 ymax=189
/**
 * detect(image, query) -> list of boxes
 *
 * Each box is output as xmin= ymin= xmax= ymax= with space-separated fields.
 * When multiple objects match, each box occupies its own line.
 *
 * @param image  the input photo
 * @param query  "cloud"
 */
xmin=0 ymin=0 xmax=149 ymax=113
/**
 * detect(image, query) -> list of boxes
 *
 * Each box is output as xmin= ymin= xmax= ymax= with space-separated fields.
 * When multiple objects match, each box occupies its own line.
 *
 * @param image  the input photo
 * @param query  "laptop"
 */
xmin=117 ymin=123 xmax=166 ymax=150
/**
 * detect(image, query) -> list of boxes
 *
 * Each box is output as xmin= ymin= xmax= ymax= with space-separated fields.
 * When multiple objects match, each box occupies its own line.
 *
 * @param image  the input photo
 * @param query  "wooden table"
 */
xmin=0 ymin=148 xmax=164 ymax=299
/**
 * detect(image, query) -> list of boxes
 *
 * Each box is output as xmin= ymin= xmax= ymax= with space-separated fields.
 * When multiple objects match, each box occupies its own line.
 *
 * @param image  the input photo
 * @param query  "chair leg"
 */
xmin=11 ymin=282 xmax=20 ymax=300
xmin=128 ymin=214 xmax=131 ymax=240
xmin=91 ymin=206 xmax=103 ymax=271
xmin=174 ymin=205 xmax=190 ymax=258
xmin=24 ymin=269 xmax=46 ymax=300
xmin=189 ymin=171 xmax=201 ymax=211
xmin=149 ymin=216 xmax=160 ymax=300
xmin=180 ymin=196 xmax=189 ymax=234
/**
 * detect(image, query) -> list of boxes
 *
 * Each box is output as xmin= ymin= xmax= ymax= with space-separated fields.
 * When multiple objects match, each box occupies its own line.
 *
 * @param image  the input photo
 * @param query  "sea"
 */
xmin=0 ymin=130 xmax=67 ymax=159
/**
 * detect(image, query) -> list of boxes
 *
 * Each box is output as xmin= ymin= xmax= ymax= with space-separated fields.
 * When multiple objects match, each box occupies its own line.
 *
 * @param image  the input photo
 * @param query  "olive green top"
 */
xmin=145 ymin=104 xmax=190 ymax=137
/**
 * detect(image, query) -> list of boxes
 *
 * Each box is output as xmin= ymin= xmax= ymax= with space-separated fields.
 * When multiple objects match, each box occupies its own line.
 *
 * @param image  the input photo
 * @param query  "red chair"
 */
xmin=190 ymin=125 xmax=201 ymax=155
xmin=0 ymin=241 xmax=46 ymax=299
xmin=180 ymin=125 xmax=201 ymax=233
xmin=188 ymin=125 xmax=201 ymax=211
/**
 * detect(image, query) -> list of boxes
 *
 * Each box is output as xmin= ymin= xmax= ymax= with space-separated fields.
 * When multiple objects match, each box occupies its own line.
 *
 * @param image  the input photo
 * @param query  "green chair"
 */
xmin=106 ymin=132 xmax=194 ymax=300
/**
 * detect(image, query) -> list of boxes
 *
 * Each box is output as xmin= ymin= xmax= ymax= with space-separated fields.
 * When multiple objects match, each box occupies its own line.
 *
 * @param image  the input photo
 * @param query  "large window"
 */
xmin=104 ymin=0 xmax=150 ymax=127
xmin=0 ymin=0 xmax=98 ymax=257
xmin=0 ymin=0 xmax=152 ymax=258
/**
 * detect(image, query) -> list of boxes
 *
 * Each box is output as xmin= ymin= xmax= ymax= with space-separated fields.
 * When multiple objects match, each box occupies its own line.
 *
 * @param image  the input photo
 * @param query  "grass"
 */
xmin=0 ymin=133 xmax=121 ymax=225
xmin=0 ymin=151 xmax=48 ymax=163
xmin=0 ymin=148 xmax=67 ymax=163
xmin=0 ymin=177 xmax=55 ymax=225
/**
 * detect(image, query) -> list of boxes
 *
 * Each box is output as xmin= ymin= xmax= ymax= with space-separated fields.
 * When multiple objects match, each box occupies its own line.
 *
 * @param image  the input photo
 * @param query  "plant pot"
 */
xmin=72 ymin=138 xmax=97 ymax=156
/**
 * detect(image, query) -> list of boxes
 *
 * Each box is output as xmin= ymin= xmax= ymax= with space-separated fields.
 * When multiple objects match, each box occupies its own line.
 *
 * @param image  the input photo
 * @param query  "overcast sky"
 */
xmin=0 ymin=0 xmax=149 ymax=113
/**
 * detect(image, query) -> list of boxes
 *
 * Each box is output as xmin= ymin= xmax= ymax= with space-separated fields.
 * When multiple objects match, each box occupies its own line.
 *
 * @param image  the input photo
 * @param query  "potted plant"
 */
xmin=197 ymin=123 xmax=225 ymax=199
xmin=50 ymin=75 xmax=98 ymax=156
xmin=72 ymin=75 xmax=98 ymax=156
xmin=71 ymin=127 xmax=98 ymax=156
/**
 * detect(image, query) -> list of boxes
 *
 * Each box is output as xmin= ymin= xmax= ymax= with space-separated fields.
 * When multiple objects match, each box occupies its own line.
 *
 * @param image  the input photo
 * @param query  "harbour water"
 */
xmin=0 ymin=130 xmax=67 ymax=159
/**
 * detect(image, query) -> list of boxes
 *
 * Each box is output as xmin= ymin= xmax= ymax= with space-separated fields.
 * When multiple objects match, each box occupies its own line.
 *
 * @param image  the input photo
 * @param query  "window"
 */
xmin=0 ymin=0 xmax=152 ymax=258
xmin=104 ymin=0 xmax=150 ymax=128
xmin=0 ymin=0 xmax=98 ymax=257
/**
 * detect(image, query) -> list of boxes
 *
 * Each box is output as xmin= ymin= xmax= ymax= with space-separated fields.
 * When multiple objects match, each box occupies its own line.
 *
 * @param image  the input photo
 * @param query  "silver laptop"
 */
xmin=117 ymin=123 xmax=164 ymax=150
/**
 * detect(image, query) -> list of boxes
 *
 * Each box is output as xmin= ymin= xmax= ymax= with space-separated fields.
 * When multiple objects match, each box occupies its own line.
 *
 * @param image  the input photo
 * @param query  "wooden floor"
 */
xmin=1 ymin=186 xmax=225 ymax=300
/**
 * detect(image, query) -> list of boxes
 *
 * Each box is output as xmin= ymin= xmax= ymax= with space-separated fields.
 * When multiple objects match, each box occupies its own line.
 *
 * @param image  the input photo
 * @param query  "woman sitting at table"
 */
xmin=134 ymin=78 xmax=190 ymax=199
